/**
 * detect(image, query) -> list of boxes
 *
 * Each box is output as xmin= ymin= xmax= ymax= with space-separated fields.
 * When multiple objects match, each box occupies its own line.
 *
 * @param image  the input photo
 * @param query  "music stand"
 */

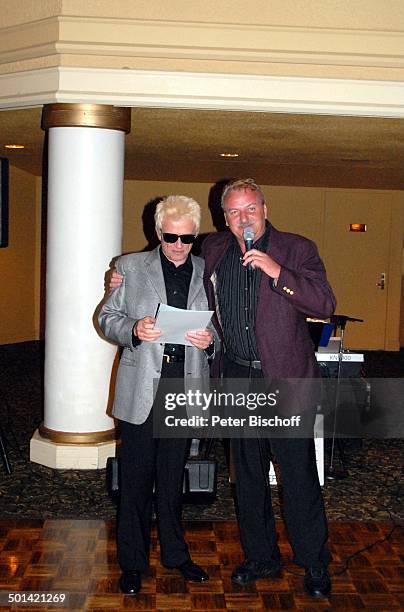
xmin=0 ymin=426 xmax=12 ymax=475
xmin=325 ymin=314 xmax=363 ymax=480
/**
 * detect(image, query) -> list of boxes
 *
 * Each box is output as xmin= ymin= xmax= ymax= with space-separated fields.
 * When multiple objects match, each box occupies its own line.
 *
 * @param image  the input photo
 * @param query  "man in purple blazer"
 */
xmin=202 ymin=178 xmax=336 ymax=599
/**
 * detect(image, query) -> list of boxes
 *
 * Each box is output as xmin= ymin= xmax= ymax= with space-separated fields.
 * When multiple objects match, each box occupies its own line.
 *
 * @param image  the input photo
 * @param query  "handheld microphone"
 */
xmin=243 ymin=227 xmax=255 ymax=275
xmin=243 ymin=227 xmax=255 ymax=252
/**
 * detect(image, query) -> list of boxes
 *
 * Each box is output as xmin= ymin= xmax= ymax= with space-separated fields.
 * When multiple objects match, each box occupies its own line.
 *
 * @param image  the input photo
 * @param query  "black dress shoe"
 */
xmin=119 ymin=570 xmax=142 ymax=595
xmin=231 ymin=559 xmax=282 ymax=586
xmin=304 ymin=567 xmax=331 ymax=599
xmin=176 ymin=560 xmax=209 ymax=582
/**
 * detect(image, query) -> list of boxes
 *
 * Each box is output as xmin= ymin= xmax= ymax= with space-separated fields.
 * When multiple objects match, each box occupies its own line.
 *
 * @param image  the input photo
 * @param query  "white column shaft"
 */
xmin=45 ymin=126 xmax=123 ymax=432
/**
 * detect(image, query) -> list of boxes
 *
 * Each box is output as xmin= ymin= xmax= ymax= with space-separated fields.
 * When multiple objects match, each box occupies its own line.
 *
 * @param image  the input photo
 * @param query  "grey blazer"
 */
xmin=98 ymin=247 xmax=216 ymax=425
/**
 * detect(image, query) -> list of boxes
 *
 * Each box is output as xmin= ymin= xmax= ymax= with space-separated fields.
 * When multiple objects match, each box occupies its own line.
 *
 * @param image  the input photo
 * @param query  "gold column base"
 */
xmin=39 ymin=424 xmax=117 ymax=445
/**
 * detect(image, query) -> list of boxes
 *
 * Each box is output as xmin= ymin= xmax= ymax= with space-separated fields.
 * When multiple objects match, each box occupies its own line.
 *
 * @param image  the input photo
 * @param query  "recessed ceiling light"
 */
xmin=4 ymin=144 xmax=25 ymax=149
xmin=220 ymin=152 xmax=239 ymax=158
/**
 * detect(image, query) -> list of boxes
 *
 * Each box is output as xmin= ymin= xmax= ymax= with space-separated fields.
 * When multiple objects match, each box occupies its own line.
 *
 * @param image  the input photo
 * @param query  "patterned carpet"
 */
xmin=0 ymin=341 xmax=403 ymax=523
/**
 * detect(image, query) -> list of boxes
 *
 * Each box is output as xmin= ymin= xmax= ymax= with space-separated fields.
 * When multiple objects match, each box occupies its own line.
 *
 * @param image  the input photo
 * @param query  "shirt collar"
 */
xmin=231 ymin=220 xmax=271 ymax=252
xmin=159 ymin=246 xmax=192 ymax=272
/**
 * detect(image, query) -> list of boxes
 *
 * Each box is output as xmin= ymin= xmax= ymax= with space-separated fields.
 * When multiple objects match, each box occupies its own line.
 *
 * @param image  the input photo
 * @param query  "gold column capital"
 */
xmin=42 ymin=103 xmax=131 ymax=133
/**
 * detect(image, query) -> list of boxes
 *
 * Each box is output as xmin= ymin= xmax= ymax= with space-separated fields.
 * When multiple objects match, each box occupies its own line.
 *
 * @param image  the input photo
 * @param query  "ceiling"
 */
xmin=1 ymin=107 xmax=403 ymax=188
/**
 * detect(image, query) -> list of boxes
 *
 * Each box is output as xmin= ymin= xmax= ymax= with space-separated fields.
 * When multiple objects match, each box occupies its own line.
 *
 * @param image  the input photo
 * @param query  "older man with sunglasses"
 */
xmin=99 ymin=195 xmax=217 ymax=596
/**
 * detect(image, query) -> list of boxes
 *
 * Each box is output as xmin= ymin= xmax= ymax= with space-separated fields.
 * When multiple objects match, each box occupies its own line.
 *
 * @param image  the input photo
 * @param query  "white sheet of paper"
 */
xmin=153 ymin=303 xmax=214 ymax=346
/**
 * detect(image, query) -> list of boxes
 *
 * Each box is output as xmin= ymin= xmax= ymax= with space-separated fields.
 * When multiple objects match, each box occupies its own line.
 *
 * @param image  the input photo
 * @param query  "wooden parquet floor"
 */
xmin=0 ymin=520 xmax=402 ymax=611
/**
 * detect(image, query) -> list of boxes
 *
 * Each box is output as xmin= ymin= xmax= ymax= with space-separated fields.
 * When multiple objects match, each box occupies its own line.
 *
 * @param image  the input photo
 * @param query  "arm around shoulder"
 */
xmin=98 ymin=257 xmax=138 ymax=349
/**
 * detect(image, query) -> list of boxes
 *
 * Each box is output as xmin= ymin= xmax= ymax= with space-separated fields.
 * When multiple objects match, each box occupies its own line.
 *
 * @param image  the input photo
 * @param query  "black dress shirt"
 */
xmin=160 ymin=248 xmax=193 ymax=358
xmin=132 ymin=248 xmax=193 ymax=354
xmin=216 ymin=224 xmax=270 ymax=361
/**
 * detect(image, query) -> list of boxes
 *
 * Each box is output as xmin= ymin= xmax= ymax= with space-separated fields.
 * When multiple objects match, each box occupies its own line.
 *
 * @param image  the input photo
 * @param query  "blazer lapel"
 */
xmin=266 ymin=225 xmax=285 ymax=265
xmin=187 ymin=255 xmax=204 ymax=307
xmin=257 ymin=225 xmax=285 ymax=310
xmin=144 ymin=247 xmax=167 ymax=303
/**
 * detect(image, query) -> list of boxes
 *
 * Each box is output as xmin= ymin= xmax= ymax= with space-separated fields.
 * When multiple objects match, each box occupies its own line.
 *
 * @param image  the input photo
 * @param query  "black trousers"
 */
xmin=117 ymin=361 xmax=191 ymax=572
xmin=226 ymin=357 xmax=331 ymax=569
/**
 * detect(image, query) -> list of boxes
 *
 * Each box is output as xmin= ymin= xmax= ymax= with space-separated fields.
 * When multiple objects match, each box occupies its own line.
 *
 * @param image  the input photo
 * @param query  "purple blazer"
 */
xmin=202 ymin=225 xmax=336 ymax=379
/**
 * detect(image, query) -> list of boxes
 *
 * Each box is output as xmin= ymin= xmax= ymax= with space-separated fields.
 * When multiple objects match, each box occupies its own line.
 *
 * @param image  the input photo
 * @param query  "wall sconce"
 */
xmin=349 ymin=224 xmax=366 ymax=232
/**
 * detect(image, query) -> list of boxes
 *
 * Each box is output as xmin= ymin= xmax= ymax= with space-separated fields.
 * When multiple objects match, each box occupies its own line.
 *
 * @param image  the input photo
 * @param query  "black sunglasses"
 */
xmin=162 ymin=233 xmax=197 ymax=244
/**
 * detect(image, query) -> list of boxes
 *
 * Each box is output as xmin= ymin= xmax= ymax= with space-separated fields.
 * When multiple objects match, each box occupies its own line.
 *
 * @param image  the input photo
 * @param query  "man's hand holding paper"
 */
xmin=154 ymin=304 xmax=214 ymax=347
xmin=186 ymin=329 xmax=213 ymax=350
xmin=133 ymin=316 xmax=163 ymax=342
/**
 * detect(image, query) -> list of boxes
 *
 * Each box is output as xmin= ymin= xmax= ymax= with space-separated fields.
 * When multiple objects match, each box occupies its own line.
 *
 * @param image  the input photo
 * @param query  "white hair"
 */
xmin=154 ymin=195 xmax=201 ymax=233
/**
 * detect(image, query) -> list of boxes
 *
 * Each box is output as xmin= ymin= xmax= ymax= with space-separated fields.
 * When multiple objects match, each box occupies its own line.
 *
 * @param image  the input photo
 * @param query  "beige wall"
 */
xmin=123 ymin=182 xmax=330 ymax=255
xmin=0 ymin=165 xmax=40 ymax=344
xmin=1 ymin=174 xmax=403 ymax=348
xmin=123 ymin=180 xmax=403 ymax=350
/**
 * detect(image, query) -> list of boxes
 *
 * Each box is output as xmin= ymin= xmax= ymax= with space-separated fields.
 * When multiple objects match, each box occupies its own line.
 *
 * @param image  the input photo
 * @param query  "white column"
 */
xmin=45 ymin=125 xmax=123 ymax=431
xmin=30 ymin=104 xmax=130 ymax=469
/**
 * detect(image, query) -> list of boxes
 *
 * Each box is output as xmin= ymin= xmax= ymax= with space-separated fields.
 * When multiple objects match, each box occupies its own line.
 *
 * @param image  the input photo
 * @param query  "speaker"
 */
xmin=183 ymin=459 xmax=218 ymax=504
xmin=106 ymin=456 xmax=218 ymax=504
xmin=106 ymin=455 xmax=120 ymax=499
